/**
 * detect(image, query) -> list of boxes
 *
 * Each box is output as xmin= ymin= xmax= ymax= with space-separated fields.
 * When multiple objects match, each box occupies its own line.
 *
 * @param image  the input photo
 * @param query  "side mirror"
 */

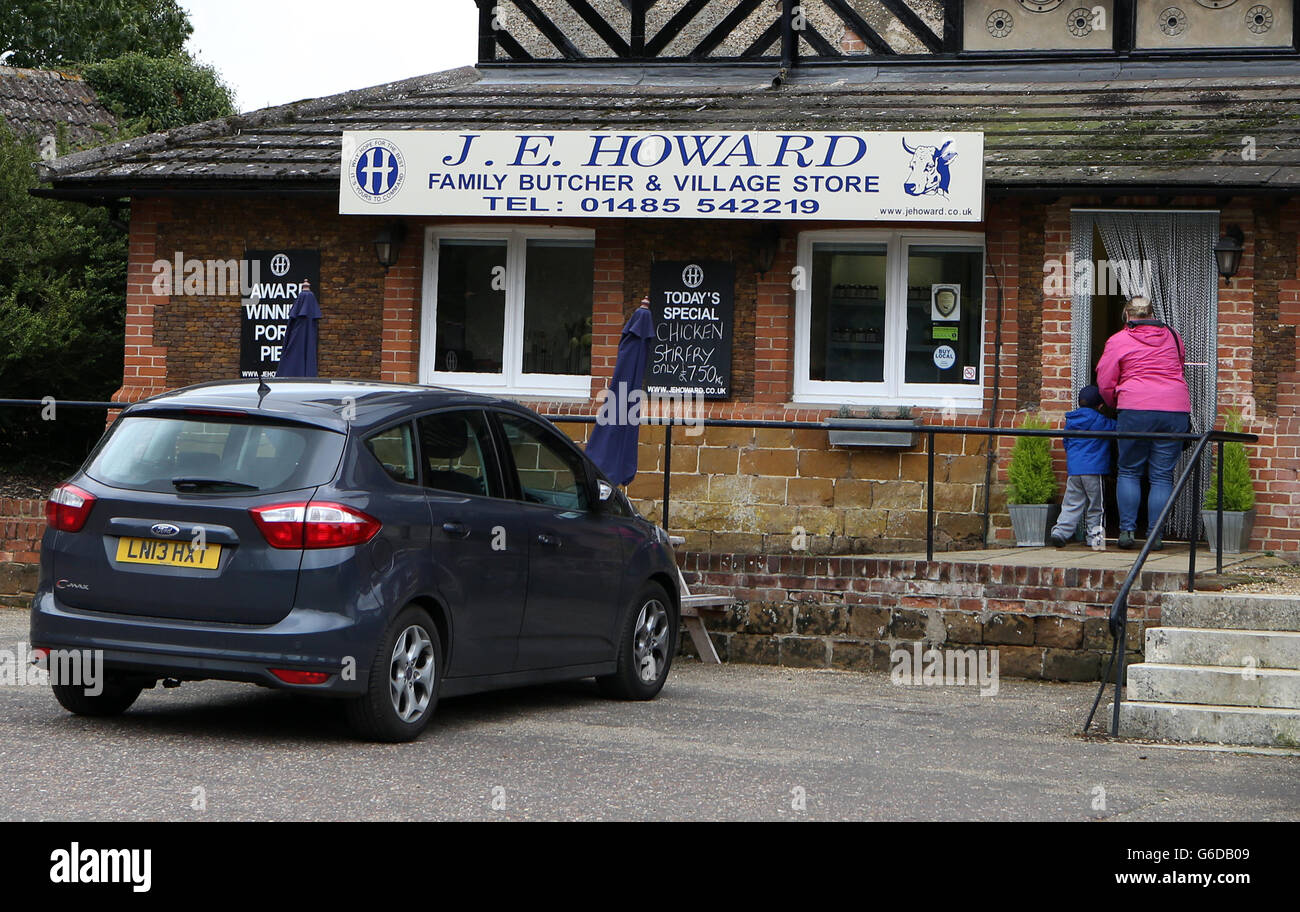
xmin=597 ymin=480 xmax=614 ymax=503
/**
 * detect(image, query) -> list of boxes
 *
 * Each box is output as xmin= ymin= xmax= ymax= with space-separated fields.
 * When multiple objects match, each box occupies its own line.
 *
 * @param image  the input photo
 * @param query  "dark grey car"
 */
xmin=30 ymin=380 xmax=680 ymax=741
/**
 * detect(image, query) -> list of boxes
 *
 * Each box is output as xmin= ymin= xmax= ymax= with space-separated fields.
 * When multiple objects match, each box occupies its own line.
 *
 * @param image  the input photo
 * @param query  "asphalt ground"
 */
xmin=0 ymin=610 xmax=1295 ymax=821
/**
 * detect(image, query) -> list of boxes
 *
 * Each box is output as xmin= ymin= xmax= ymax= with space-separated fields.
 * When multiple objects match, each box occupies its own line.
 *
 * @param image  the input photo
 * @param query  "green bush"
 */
xmin=1007 ymin=414 xmax=1058 ymax=505
xmin=1204 ymin=409 xmax=1256 ymax=512
xmin=83 ymin=53 xmax=235 ymax=134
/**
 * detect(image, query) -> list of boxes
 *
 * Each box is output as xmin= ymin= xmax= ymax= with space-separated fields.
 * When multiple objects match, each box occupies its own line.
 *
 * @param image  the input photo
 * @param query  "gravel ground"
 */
xmin=1222 ymin=564 xmax=1300 ymax=595
xmin=0 ymin=609 xmax=1295 ymax=822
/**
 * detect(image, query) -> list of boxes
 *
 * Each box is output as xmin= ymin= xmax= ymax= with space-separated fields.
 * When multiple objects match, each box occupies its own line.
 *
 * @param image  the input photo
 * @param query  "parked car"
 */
xmin=30 ymin=380 xmax=680 ymax=741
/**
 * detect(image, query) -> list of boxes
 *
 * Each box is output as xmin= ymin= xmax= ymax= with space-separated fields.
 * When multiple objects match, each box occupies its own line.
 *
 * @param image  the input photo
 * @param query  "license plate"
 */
xmin=115 ymin=536 xmax=222 ymax=570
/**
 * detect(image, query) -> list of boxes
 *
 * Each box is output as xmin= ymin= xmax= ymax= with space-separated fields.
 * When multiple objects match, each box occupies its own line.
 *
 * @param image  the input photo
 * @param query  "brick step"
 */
xmin=1145 ymin=627 xmax=1300 ymax=670
xmin=1127 ymin=662 xmax=1300 ymax=710
xmin=1117 ymin=701 xmax=1300 ymax=748
xmin=1160 ymin=593 xmax=1300 ymax=632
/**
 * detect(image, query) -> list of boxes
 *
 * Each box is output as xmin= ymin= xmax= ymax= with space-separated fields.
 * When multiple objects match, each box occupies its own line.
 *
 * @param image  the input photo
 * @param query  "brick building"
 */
xmin=33 ymin=0 xmax=1300 ymax=568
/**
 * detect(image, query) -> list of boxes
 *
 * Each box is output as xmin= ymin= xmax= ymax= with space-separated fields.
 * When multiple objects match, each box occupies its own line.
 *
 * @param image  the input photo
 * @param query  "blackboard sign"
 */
xmin=646 ymin=260 xmax=734 ymax=400
xmin=239 ymin=250 xmax=320 ymax=379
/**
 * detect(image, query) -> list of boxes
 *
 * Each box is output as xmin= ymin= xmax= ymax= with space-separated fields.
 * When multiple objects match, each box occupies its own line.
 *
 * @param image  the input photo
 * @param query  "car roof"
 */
xmin=123 ymin=379 xmax=531 ymax=433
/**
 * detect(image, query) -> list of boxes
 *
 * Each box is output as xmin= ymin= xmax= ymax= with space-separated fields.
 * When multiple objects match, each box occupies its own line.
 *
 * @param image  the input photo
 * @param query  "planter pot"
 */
xmin=1008 ymin=503 xmax=1061 ymax=547
xmin=1201 ymin=508 xmax=1256 ymax=554
xmin=825 ymin=418 xmax=918 ymax=448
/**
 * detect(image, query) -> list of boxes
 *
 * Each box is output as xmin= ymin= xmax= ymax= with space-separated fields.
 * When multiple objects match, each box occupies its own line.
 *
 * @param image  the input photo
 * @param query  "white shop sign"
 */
xmin=339 ymin=130 xmax=984 ymax=221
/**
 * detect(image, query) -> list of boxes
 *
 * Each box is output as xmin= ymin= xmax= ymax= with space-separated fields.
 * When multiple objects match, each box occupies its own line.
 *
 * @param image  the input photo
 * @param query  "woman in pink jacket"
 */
xmin=1096 ymin=296 xmax=1191 ymax=551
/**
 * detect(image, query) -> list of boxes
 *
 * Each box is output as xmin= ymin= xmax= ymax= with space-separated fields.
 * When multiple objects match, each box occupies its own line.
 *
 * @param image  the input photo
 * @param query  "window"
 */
xmin=365 ymin=423 xmax=417 ymax=485
xmin=795 ymin=230 xmax=985 ymax=407
xmin=416 ymin=410 xmax=502 ymax=498
xmin=422 ymin=227 xmax=595 ymax=396
xmin=87 ymin=416 xmax=345 ymax=494
xmin=498 ymin=414 xmax=589 ymax=511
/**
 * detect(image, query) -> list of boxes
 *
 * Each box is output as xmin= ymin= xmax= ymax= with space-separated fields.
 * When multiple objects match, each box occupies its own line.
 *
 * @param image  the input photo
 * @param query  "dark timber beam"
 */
xmin=822 ymin=0 xmax=896 ymax=55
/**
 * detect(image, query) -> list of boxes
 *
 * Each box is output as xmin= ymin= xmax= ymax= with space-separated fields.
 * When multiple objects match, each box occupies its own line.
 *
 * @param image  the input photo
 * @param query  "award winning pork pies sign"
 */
xmin=339 ymin=131 xmax=984 ymax=221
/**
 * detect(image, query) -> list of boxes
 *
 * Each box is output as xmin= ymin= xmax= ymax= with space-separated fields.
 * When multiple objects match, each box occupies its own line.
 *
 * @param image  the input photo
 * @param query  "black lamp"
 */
xmin=1214 ymin=225 xmax=1245 ymax=284
xmin=374 ymin=222 xmax=408 ymax=271
xmin=755 ymin=222 xmax=781 ymax=274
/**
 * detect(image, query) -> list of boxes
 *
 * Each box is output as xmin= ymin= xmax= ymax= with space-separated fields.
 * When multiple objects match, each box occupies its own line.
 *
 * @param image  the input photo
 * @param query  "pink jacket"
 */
xmin=1096 ymin=322 xmax=1191 ymax=413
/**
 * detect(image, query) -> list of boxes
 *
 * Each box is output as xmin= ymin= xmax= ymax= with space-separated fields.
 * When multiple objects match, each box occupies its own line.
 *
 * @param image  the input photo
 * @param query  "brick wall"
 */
xmin=679 ymin=552 xmax=1200 ymax=680
xmin=0 ymin=498 xmax=44 ymax=608
xmin=104 ymin=192 xmax=1300 ymax=555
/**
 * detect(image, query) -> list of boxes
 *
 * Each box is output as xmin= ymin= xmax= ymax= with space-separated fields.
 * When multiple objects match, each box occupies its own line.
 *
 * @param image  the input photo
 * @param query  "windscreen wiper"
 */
xmin=171 ymin=477 xmax=259 ymax=491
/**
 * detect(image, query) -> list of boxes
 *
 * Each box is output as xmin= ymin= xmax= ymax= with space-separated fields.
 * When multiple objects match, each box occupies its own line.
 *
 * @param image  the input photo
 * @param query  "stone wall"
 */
xmin=678 ymin=552 xmax=1201 ymax=680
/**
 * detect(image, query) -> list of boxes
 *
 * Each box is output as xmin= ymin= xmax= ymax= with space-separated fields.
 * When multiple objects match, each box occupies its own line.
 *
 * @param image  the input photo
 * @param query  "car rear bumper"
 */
xmin=29 ymin=590 xmax=382 ymax=695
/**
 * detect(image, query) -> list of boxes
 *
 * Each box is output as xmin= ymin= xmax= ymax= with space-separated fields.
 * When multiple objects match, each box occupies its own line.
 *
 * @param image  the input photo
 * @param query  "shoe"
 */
xmin=1050 ymin=535 xmax=1069 ymax=548
xmin=1118 ymin=531 xmax=1136 ymax=550
xmin=1148 ymin=533 xmax=1164 ymax=551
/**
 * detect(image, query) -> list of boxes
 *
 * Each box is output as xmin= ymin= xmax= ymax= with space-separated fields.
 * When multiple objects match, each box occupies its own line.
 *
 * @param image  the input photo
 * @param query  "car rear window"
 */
xmin=85 ymin=415 xmax=345 ymax=494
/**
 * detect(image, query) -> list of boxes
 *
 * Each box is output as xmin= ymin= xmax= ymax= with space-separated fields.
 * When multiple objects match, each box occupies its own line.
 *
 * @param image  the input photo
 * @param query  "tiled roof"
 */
xmin=0 ymin=66 xmax=116 ymax=147
xmin=36 ymin=60 xmax=1300 ymax=194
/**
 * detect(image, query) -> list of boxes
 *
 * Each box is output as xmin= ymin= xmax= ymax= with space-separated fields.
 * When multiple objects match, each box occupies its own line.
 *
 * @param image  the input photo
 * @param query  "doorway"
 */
xmin=1069 ymin=210 xmax=1220 ymax=540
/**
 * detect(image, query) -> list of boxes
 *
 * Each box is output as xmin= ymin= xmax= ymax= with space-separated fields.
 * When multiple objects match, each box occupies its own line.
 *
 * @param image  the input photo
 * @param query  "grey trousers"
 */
xmin=1051 ymin=474 xmax=1106 ymax=545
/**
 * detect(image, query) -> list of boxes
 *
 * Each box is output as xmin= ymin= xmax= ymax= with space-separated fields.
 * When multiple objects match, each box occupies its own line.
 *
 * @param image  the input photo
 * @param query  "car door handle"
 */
xmin=442 ymin=521 xmax=470 ymax=538
xmin=535 ymin=533 xmax=561 ymax=548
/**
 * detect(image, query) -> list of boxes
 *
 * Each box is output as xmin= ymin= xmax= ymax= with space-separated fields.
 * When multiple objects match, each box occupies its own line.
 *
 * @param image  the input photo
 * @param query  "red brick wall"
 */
xmin=109 ymin=193 xmax=1300 ymax=554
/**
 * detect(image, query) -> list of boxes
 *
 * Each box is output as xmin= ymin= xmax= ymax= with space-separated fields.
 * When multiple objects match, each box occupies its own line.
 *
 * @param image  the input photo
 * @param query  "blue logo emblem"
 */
xmin=349 ymin=138 xmax=406 ymax=204
xmin=902 ymin=138 xmax=957 ymax=199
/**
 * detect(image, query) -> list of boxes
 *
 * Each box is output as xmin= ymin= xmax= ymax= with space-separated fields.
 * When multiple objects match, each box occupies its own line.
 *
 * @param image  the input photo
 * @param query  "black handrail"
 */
xmin=1081 ymin=430 xmax=1215 ymax=737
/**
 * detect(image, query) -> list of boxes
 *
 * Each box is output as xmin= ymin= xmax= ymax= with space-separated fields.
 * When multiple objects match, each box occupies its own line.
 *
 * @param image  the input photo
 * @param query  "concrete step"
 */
xmin=1127 ymin=662 xmax=1300 ymax=709
xmin=1118 ymin=701 xmax=1300 ymax=748
xmin=1161 ymin=592 xmax=1300 ymax=632
xmin=1145 ymin=627 xmax=1300 ymax=670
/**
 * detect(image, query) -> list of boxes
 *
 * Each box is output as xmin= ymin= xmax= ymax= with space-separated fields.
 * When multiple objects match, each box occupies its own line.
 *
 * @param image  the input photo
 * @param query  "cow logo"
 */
xmin=270 ymin=253 xmax=291 ymax=277
xmin=682 ymin=264 xmax=704 ymax=289
xmin=349 ymin=138 xmax=406 ymax=204
xmin=902 ymin=138 xmax=958 ymax=199
xmin=151 ymin=523 xmax=181 ymax=537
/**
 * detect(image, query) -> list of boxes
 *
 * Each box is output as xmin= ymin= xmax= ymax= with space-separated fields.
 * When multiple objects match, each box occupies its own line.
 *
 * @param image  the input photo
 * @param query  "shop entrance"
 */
xmin=1069 ymin=210 xmax=1220 ymax=541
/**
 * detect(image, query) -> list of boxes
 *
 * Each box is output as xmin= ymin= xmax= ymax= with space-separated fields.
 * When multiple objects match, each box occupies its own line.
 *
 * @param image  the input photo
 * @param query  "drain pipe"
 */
xmin=981 ymin=254 xmax=1007 ymax=543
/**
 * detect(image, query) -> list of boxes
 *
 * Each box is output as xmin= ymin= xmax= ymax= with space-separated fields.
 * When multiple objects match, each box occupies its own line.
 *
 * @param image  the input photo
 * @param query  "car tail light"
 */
xmin=45 ymin=483 xmax=96 ymax=532
xmin=269 ymin=668 xmax=331 ymax=685
xmin=249 ymin=501 xmax=381 ymax=550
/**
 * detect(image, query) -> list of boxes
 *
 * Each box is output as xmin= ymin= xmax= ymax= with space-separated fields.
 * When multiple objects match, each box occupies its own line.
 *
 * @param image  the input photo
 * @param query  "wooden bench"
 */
xmin=670 ymin=536 xmax=733 ymax=664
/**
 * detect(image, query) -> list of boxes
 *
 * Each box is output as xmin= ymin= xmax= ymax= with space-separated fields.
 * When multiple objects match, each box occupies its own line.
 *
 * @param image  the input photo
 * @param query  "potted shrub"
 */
xmin=1006 ymin=414 xmax=1060 ymax=547
xmin=1202 ymin=409 xmax=1256 ymax=554
xmin=826 ymin=405 xmax=918 ymax=448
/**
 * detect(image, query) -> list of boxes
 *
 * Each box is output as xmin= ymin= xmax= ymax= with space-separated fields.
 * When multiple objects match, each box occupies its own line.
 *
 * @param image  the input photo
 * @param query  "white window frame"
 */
xmin=420 ymin=224 xmax=595 ymax=397
xmin=793 ymin=228 xmax=987 ymax=408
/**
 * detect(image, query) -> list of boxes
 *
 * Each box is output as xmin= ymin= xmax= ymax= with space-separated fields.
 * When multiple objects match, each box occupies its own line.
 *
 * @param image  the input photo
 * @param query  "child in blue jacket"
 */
xmin=1051 ymin=385 xmax=1116 ymax=548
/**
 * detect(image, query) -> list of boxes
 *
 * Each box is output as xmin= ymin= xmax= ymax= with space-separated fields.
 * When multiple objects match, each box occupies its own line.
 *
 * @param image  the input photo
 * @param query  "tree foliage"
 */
xmin=0 ymin=0 xmax=191 ymax=68
xmin=1007 ymin=415 xmax=1058 ymax=506
xmin=84 ymin=52 xmax=234 ymax=133
xmin=0 ymin=120 xmax=126 ymax=465
xmin=1204 ymin=409 xmax=1257 ymax=513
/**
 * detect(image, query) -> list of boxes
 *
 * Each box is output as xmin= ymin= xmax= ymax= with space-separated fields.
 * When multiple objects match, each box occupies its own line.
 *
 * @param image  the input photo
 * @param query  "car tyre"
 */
xmin=51 ymin=674 xmax=145 ymax=717
xmin=345 ymin=605 xmax=442 ymax=742
xmin=597 ymin=581 xmax=676 ymax=701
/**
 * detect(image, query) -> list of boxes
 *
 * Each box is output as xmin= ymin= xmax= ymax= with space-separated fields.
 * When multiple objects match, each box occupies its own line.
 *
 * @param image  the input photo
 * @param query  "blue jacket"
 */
xmin=1063 ymin=406 xmax=1116 ymax=476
